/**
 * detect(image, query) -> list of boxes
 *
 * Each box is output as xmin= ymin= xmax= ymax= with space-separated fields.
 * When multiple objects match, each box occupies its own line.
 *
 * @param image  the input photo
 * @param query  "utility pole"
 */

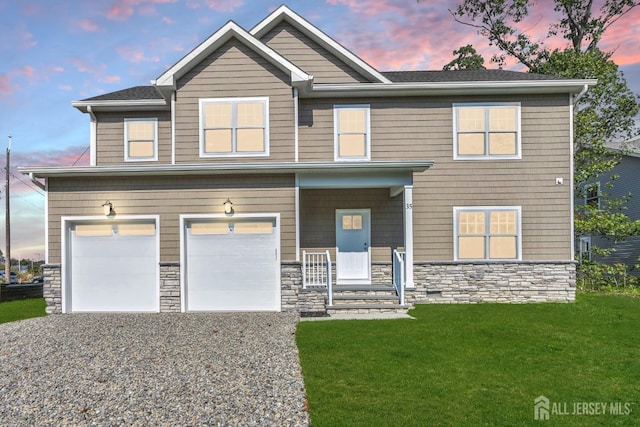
xmin=4 ymin=134 xmax=10 ymax=287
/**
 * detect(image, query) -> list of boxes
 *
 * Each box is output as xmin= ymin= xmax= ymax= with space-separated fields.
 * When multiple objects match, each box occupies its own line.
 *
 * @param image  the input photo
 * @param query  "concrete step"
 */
xmin=327 ymin=304 xmax=409 ymax=315
xmin=332 ymin=294 xmax=398 ymax=301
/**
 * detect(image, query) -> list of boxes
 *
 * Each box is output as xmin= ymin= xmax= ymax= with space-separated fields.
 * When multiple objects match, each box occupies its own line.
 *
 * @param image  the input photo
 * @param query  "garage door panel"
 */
xmin=185 ymin=219 xmax=279 ymax=311
xmin=70 ymin=223 xmax=158 ymax=312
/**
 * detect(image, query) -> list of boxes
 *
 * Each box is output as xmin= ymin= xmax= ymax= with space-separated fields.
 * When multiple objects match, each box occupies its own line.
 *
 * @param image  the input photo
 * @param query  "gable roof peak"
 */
xmin=251 ymin=5 xmax=391 ymax=84
xmin=152 ymin=18 xmax=311 ymax=93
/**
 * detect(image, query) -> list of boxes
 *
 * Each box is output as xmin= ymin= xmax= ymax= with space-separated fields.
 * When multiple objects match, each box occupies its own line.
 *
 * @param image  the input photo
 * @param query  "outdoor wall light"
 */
xmin=102 ymin=200 xmax=115 ymax=217
xmin=223 ymin=198 xmax=234 ymax=215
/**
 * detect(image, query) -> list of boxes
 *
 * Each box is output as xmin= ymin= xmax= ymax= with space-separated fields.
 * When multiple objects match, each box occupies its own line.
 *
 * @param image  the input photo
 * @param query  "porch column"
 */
xmin=403 ymin=185 xmax=414 ymax=288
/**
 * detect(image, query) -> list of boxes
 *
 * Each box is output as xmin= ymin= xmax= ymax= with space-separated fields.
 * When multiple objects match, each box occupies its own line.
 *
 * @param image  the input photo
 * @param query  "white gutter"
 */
xmin=572 ymin=84 xmax=589 ymax=105
xmin=20 ymin=160 xmax=434 ymax=178
xmin=302 ymin=79 xmax=598 ymax=98
xmin=87 ymin=106 xmax=97 ymax=166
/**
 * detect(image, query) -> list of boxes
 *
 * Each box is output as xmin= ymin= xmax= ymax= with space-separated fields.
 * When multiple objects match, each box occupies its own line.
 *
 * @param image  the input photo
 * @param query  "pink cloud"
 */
xmin=116 ymin=45 xmax=160 ymax=63
xmin=18 ymin=27 xmax=36 ymax=49
xmin=80 ymin=19 xmax=100 ymax=32
xmin=325 ymin=0 xmax=640 ymax=71
xmin=68 ymin=58 xmax=121 ymax=84
xmin=0 ymin=74 xmax=13 ymax=95
xmin=58 ymin=84 xmax=73 ymax=91
xmin=186 ymin=0 xmax=243 ymax=12
xmin=14 ymin=145 xmax=90 ymax=168
xmin=13 ymin=65 xmax=36 ymax=80
xmin=103 ymin=0 xmax=178 ymax=21
xmin=162 ymin=16 xmax=174 ymax=24
xmin=22 ymin=3 xmax=39 ymax=16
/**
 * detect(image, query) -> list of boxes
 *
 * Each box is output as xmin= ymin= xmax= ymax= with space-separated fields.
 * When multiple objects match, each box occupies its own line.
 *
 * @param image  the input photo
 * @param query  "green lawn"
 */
xmin=0 ymin=298 xmax=47 ymax=324
xmin=296 ymin=294 xmax=640 ymax=426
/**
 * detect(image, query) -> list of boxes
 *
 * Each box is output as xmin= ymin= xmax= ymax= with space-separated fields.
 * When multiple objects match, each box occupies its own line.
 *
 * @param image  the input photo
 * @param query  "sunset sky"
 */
xmin=1 ymin=0 xmax=639 ymax=259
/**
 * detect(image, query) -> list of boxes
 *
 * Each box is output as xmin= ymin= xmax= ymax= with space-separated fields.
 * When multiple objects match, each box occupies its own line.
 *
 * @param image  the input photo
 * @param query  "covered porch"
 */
xmin=295 ymin=168 xmax=421 ymax=309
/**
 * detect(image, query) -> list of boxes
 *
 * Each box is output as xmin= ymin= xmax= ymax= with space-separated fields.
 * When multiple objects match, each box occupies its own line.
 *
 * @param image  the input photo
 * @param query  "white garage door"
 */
xmin=184 ymin=218 xmax=279 ymax=311
xmin=69 ymin=221 xmax=158 ymax=312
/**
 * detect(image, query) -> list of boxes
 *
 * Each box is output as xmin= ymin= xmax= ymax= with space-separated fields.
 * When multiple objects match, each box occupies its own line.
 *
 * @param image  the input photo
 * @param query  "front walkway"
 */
xmin=0 ymin=313 xmax=308 ymax=426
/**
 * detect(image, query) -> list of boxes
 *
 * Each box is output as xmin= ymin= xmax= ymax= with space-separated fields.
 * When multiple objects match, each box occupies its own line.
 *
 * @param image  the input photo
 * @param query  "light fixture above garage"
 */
xmin=102 ymin=200 xmax=115 ymax=217
xmin=223 ymin=198 xmax=234 ymax=215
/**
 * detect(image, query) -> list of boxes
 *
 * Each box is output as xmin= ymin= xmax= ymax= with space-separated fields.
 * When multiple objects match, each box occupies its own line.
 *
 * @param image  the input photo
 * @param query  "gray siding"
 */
xmin=47 ymin=174 xmax=296 ymax=264
xmin=588 ymin=155 xmax=640 ymax=272
xmin=299 ymin=94 xmax=573 ymax=261
xmin=174 ymin=38 xmax=295 ymax=163
xmin=96 ymin=111 xmax=171 ymax=165
xmin=300 ymin=188 xmax=404 ymax=262
xmin=260 ymin=21 xmax=372 ymax=84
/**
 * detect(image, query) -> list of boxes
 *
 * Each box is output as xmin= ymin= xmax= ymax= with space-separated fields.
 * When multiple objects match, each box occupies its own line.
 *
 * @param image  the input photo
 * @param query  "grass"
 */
xmin=0 ymin=298 xmax=47 ymax=324
xmin=296 ymin=293 xmax=640 ymax=426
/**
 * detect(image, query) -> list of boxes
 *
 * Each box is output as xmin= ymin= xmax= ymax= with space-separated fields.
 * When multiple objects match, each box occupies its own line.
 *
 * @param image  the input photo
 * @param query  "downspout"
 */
xmin=568 ymin=84 xmax=588 ymax=261
xmin=293 ymin=88 xmax=299 ymax=162
xmin=87 ymin=106 xmax=97 ymax=166
xmin=171 ymin=92 xmax=176 ymax=165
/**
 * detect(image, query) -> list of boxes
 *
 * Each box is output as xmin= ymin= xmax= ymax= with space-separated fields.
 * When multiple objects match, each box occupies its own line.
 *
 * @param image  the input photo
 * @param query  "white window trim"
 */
xmin=453 ymin=206 xmax=522 ymax=261
xmin=334 ymin=104 xmax=371 ymax=161
xmin=578 ymin=236 xmax=592 ymax=262
xmin=453 ymin=102 xmax=522 ymax=160
xmin=585 ymin=181 xmax=601 ymax=209
xmin=124 ymin=118 xmax=158 ymax=162
xmin=199 ymin=97 xmax=270 ymax=158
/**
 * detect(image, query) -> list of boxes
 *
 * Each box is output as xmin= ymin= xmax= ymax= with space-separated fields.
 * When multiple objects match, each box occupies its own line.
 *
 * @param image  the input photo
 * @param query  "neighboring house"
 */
xmin=21 ymin=6 xmax=595 ymax=314
xmin=578 ymin=135 xmax=640 ymax=274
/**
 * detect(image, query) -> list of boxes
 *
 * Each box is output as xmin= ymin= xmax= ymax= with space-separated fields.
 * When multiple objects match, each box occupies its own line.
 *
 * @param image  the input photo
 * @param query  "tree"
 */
xmin=451 ymin=0 xmax=640 ymax=285
xmin=443 ymin=44 xmax=486 ymax=70
xmin=451 ymin=0 xmax=640 ymax=69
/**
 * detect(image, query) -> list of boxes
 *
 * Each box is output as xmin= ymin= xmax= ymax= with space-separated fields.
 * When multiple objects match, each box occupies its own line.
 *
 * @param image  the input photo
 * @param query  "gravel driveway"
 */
xmin=0 ymin=313 xmax=309 ymax=426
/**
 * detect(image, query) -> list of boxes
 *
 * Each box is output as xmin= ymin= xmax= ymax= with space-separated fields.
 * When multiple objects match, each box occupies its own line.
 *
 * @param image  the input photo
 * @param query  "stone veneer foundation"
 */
xmin=408 ymin=261 xmax=576 ymax=304
xmin=42 ymin=261 xmax=576 ymax=314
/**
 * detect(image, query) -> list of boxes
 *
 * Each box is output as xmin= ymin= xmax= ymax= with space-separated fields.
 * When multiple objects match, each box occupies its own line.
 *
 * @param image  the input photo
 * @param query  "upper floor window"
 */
xmin=453 ymin=103 xmax=521 ymax=160
xmin=124 ymin=118 xmax=157 ymax=162
xmin=199 ymin=97 xmax=269 ymax=157
xmin=334 ymin=105 xmax=370 ymax=161
xmin=585 ymin=182 xmax=601 ymax=209
xmin=454 ymin=206 xmax=522 ymax=261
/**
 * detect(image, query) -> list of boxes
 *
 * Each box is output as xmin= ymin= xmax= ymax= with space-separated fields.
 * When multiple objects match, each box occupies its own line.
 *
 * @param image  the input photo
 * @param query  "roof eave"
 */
xmin=71 ymin=99 xmax=169 ymax=113
xmin=301 ymin=79 xmax=598 ymax=98
xmin=20 ymin=161 xmax=434 ymax=179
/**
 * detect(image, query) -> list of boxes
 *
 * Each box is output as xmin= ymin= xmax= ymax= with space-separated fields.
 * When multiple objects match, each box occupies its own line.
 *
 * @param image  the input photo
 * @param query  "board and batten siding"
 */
xmin=259 ymin=21 xmax=372 ymax=84
xmin=299 ymin=94 xmax=573 ymax=261
xmin=95 ymin=111 xmax=171 ymax=166
xmin=174 ymin=38 xmax=295 ymax=164
xmin=47 ymin=174 xmax=296 ymax=264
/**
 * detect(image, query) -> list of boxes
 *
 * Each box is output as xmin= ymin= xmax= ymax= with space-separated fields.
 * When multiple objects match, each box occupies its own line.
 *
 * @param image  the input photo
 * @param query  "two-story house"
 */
xmin=22 ymin=6 xmax=594 ymax=314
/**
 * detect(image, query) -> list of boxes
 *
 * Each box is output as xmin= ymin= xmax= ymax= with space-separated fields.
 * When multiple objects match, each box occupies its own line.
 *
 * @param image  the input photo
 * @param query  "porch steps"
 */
xmin=327 ymin=285 xmax=408 ymax=314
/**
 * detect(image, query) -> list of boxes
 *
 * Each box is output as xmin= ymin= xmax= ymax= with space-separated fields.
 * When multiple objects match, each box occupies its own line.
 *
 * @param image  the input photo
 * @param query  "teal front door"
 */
xmin=335 ymin=209 xmax=371 ymax=284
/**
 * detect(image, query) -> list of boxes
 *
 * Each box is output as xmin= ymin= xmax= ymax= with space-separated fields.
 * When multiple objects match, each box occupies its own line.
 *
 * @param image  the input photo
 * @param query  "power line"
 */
xmin=72 ymin=145 xmax=90 ymax=166
xmin=10 ymin=173 xmax=45 ymax=197
xmin=11 ymin=191 xmax=44 ymax=211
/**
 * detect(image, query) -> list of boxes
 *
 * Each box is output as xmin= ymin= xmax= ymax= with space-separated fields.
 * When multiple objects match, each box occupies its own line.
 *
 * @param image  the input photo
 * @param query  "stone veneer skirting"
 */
xmin=408 ymin=261 xmax=576 ymax=304
xmin=41 ymin=261 xmax=576 ymax=314
xmin=43 ymin=264 xmax=62 ymax=314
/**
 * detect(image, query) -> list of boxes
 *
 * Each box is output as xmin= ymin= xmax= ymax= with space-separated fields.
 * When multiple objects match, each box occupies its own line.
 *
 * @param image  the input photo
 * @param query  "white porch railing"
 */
xmin=302 ymin=250 xmax=333 ymax=306
xmin=393 ymin=249 xmax=405 ymax=306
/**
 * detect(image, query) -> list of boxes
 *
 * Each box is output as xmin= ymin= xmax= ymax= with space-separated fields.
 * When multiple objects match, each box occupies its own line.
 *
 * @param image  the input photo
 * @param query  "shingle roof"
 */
xmin=81 ymin=70 xmax=571 ymax=102
xmin=81 ymin=86 xmax=163 ymax=102
xmin=381 ymin=69 xmax=567 ymax=83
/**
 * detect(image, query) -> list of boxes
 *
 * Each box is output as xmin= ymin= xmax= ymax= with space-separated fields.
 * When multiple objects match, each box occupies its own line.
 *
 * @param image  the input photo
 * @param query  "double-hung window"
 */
xmin=334 ymin=105 xmax=370 ymax=161
xmin=585 ymin=182 xmax=601 ymax=209
xmin=454 ymin=207 xmax=522 ymax=261
xmin=453 ymin=103 xmax=521 ymax=159
xmin=124 ymin=118 xmax=157 ymax=161
xmin=199 ymin=97 xmax=269 ymax=157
